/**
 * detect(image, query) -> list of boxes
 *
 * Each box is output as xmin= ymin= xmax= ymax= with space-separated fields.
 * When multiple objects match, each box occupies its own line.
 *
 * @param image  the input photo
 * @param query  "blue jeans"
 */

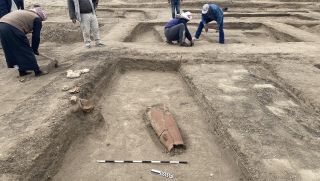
xmin=171 ymin=0 xmax=180 ymax=18
xmin=195 ymin=18 xmax=224 ymax=44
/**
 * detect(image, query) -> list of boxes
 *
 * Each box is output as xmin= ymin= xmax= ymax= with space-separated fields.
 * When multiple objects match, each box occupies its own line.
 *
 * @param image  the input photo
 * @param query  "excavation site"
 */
xmin=0 ymin=0 xmax=320 ymax=180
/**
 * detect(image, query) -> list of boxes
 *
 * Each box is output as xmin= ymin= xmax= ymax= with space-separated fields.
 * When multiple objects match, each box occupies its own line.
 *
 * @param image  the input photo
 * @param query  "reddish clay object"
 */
xmin=146 ymin=104 xmax=184 ymax=151
xmin=79 ymin=99 xmax=94 ymax=113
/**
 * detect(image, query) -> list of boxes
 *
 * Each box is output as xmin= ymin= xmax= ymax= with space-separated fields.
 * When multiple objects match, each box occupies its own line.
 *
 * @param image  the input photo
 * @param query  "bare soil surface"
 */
xmin=1 ymin=0 xmax=320 ymax=180
xmin=53 ymin=71 xmax=242 ymax=180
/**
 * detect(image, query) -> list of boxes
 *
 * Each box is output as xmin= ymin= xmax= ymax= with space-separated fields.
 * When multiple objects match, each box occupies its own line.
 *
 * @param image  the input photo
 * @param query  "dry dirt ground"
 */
xmin=1 ymin=0 xmax=320 ymax=180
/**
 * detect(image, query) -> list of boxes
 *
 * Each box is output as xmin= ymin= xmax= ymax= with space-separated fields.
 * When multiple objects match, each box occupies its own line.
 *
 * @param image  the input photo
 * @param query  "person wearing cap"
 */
xmin=195 ymin=4 xmax=224 ymax=44
xmin=0 ymin=7 xmax=47 ymax=77
xmin=68 ymin=0 xmax=104 ymax=48
xmin=168 ymin=0 xmax=182 ymax=19
xmin=164 ymin=11 xmax=194 ymax=47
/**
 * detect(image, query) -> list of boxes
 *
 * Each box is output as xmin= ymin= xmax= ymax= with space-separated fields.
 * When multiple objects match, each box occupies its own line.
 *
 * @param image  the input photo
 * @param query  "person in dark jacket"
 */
xmin=164 ymin=11 xmax=193 ymax=47
xmin=168 ymin=0 xmax=182 ymax=19
xmin=195 ymin=4 xmax=224 ymax=44
xmin=68 ymin=0 xmax=104 ymax=48
xmin=0 ymin=7 xmax=47 ymax=77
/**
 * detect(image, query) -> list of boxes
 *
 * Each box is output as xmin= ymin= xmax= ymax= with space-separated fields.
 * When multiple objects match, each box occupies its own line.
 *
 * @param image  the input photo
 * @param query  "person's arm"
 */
xmin=31 ymin=18 xmax=42 ymax=55
xmin=67 ymin=0 xmax=76 ymax=20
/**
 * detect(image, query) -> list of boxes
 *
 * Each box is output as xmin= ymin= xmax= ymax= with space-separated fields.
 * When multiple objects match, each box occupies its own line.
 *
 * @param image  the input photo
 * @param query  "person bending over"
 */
xmin=0 ymin=6 xmax=47 ymax=77
xmin=195 ymin=4 xmax=225 ymax=44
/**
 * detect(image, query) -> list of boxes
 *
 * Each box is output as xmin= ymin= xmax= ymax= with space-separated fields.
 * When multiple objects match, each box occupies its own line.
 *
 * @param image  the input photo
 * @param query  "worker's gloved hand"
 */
xmin=72 ymin=19 xmax=76 ymax=24
xmin=33 ymin=50 xmax=39 ymax=55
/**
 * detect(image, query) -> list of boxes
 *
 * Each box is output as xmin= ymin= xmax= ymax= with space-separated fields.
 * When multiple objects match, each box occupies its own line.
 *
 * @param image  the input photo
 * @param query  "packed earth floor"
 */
xmin=1 ymin=0 xmax=320 ymax=180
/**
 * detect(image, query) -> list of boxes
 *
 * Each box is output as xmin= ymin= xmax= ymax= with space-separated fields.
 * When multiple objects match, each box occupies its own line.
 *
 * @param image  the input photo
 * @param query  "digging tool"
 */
xmin=39 ymin=53 xmax=58 ymax=68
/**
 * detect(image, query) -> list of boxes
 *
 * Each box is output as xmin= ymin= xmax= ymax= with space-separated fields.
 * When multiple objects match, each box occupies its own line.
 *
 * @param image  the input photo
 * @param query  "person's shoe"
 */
xmin=166 ymin=40 xmax=173 ymax=45
xmin=35 ymin=70 xmax=48 ymax=77
xmin=96 ymin=42 xmax=105 ymax=47
xmin=180 ymin=42 xmax=190 ymax=47
xmin=19 ymin=70 xmax=32 ymax=77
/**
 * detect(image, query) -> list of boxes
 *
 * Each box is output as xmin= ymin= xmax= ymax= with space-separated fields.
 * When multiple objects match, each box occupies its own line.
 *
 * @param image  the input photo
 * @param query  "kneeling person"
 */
xmin=0 ymin=7 xmax=47 ymax=77
xmin=164 ymin=12 xmax=194 ymax=47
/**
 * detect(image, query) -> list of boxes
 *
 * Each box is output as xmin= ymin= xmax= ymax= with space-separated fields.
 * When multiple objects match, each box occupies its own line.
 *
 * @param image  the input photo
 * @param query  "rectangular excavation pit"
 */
xmin=287 ymin=23 xmax=320 ymax=35
xmin=52 ymin=60 xmax=244 ymax=181
xmin=124 ymin=22 xmax=300 ymax=44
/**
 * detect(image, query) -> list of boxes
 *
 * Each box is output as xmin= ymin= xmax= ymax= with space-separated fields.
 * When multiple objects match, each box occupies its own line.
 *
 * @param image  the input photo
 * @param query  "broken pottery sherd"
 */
xmin=145 ymin=104 xmax=184 ymax=151
xmin=80 ymin=69 xmax=90 ymax=74
xmin=66 ymin=70 xmax=81 ymax=79
xmin=79 ymin=99 xmax=94 ymax=113
xmin=68 ymin=86 xmax=80 ymax=94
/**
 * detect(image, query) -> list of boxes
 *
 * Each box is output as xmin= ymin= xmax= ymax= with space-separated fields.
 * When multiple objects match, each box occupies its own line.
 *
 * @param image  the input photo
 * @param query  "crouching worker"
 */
xmin=68 ymin=0 xmax=104 ymax=48
xmin=0 ymin=7 xmax=47 ymax=77
xmin=195 ymin=4 xmax=224 ymax=44
xmin=164 ymin=12 xmax=194 ymax=47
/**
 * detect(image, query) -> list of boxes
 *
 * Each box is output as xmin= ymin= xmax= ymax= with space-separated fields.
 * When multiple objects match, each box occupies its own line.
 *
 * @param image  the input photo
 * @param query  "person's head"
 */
xmin=30 ymin=6 xmax=47 ymax=21
xmin=202 ymin=4 xmax=209 ymax=14
xmin=180 ymin=11 xmax=192 ymax=21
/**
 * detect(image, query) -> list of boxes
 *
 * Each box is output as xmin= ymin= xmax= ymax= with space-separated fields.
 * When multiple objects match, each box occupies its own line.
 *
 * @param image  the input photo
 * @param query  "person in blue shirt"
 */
xmin=195 ymin=4 xmax=225 ymax=44
xmin=168 ymin=0 xmax=182 ymax=19
xmin=164 ymin=11 xmax=194 ymax=47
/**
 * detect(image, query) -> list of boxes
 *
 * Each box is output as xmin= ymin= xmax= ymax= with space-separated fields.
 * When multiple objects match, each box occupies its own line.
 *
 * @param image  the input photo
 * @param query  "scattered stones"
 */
xmin=66 ymin=69 xmax=90 ymax=79
xmin=67 ymin=70 xmax=81 ymax=78
xmin=253 ymin=84 xmax=275 ymax=89
xmin=62 ymin=85 xmax=70 ymax=91
xmin=68 ymin=86 xmax=80 ymax=94
xmin=70 ymin=96 xmax=78 ymax=104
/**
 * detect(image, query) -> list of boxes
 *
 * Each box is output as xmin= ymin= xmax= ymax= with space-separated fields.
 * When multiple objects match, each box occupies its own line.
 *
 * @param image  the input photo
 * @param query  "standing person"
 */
xmin=68 ymin=0 xmax=104 ymax=48
xmin=168 ymin=0 xmax=182 ymax=19
xmin=164 ymin=12 xmax=194 ymax=47
xmin=195 ymin=4 xmax=224 ymax=44
xmin=0 ymin=7 xmax=47 ymax=77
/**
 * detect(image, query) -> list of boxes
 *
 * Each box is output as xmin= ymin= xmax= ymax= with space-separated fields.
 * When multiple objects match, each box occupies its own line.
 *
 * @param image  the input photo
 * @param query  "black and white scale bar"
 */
xmin=97 ymin=160 xmax=188 ymax=164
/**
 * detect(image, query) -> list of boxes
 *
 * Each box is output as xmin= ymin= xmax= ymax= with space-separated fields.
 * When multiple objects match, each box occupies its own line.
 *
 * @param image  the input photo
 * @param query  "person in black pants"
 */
xmin=164 ymin=12 xmax=194 ymax=47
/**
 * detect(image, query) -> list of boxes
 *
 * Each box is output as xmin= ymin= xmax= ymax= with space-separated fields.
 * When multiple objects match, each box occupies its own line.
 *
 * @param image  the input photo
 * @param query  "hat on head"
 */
xmin=202 ymin=4 xmax=209 ymax=14
xmin=180 ymin=11 xmax=192 ymax=21
xmin=31 ymin=7 xmax=47 ymax=21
